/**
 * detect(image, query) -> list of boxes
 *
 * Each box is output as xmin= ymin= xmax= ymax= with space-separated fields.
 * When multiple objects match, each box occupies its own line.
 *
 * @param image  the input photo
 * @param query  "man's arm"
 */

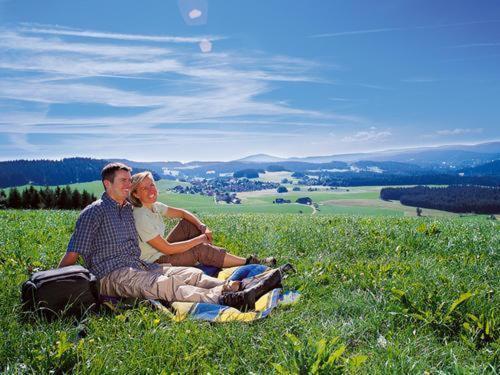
xmin=63 ymin=205 xmax=100 ymax=268
xmin=58 ymin=251 xmax=79 ymax=268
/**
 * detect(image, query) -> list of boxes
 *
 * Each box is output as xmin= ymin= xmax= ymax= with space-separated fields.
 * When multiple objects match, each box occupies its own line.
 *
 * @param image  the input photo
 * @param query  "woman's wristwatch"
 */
xmin=199 ymin=224 xmax=207 ymax=233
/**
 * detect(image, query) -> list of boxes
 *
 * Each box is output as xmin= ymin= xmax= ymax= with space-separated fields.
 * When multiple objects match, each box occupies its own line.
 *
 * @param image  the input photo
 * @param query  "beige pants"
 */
xmin=155 ymin=219 xmax=227 ymax=268
xmin=100 ymin=265 xmax=225 ymax=304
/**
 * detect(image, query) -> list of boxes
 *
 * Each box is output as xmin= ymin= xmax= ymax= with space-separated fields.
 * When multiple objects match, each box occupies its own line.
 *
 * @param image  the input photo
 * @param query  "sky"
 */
xmin=0 ymin=0 xmax=499 ymax=162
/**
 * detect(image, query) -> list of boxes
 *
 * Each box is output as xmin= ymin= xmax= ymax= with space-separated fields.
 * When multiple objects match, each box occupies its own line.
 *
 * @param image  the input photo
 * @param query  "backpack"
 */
xmin=21 ymin=265 xmax=100 ymax=320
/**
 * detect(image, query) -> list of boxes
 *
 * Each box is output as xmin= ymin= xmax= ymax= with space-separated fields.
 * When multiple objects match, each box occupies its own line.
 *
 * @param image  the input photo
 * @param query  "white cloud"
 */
xmin=311 ymin=20 xmax=500 ymax=38
xmin=402 ymin=77 xmax=436 ymax=83
xmin=342 ymin=130 xmax=392 ymax=142
xmin=19 ymin=24 xmax=223 ymax=43
xmin=451 ymin=42 xmax=500 ymax=48
xmin=0 ymin=23 xmax=372 ymax=161
xmin=436 ymin=128 xmax=483 ymax=136
xmin=0 ymin=31 xmax=173 ymax=58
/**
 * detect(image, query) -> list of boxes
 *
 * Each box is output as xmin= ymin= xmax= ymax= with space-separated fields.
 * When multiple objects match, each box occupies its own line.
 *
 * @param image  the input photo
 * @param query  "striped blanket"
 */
xmin=149 ymin=264 xmax=300 ymax=322
xmin=103 ymin=264 xmax=300 ymax=323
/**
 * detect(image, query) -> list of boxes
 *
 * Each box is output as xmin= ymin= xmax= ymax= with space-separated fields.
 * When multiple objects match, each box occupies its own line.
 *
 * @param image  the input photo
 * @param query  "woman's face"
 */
xmin=134 ymin=177 xmax=158 ymax=206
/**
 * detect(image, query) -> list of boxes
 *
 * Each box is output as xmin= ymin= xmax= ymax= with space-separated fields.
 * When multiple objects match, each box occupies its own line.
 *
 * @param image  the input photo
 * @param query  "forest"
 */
xmin=380 ymin=185 xmax=500 ymax=214
xmin=0 ymin=185 xmax=97 ymax=210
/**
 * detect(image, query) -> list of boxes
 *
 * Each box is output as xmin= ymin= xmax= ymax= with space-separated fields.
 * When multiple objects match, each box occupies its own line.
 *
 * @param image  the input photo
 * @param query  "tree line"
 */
xmin=0 ymin=158 xmax=108 ymax=188
xmin=291 ymin=172 xmax=500 ymax=188
xmin=380 ymin=185 xmax=500 ymax=214
xmin=0 ymin=186 xmax=98 ymax=210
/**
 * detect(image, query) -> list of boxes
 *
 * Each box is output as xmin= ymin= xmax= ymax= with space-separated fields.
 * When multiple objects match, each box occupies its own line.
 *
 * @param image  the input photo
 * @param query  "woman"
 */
xmin=129 ymin=171 xmax=276 ymax=269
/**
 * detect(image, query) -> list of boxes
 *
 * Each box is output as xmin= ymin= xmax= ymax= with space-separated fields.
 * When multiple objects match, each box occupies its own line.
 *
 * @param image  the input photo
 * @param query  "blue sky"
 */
xmin=0 ymin=0 xmax=499 ymax=162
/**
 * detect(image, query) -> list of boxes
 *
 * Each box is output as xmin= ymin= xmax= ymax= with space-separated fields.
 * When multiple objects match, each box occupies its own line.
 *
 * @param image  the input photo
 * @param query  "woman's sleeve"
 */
xmin=134 ymin=212 xmax=163 ymax=243
xmin=155 ymin=201 xmax=169 ymax=216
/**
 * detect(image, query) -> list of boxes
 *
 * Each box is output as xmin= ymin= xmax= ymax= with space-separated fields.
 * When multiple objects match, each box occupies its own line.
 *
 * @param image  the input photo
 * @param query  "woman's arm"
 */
xmin=166 ymin=206 xmax=206 ymax=232
xmin=147 ymin=233 xmax=208 ymax=255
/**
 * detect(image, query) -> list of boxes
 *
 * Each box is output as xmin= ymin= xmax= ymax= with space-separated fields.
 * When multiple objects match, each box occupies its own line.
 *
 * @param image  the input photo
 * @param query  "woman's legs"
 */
xmin=158 ymin=219 xmax=247 ymax=267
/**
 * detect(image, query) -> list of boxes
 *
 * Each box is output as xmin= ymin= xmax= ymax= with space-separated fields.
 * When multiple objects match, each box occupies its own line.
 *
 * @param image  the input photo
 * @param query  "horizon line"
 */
xmin=0 ymin=140 xmax=498 ymax=164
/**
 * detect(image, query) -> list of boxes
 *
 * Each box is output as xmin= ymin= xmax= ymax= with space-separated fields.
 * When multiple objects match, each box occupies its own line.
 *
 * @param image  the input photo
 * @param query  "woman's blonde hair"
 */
xmin=129 ymin=171 xmax=155 ymax=207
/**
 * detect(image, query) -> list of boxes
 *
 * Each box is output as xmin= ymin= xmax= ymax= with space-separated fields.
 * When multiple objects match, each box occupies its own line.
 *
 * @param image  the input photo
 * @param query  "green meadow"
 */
xmin=1 ymin=210 xmax=498 ymax=373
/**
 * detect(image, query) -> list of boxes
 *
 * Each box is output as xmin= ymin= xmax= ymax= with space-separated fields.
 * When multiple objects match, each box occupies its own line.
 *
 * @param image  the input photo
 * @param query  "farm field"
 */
xmin=256 ymin=171 xmax=299 ymax=183
xmin=0 ymin=210 xmax=498 ymax=373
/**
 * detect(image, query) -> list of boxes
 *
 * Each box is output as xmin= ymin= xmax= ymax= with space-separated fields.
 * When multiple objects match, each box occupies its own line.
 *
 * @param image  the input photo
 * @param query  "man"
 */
xmin=58 ymin=162 xmax=272 ymax=310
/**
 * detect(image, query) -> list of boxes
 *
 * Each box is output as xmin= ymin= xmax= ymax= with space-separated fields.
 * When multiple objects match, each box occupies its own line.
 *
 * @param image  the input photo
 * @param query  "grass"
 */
xmin=1 ymin=210 xmax=499 ymax=373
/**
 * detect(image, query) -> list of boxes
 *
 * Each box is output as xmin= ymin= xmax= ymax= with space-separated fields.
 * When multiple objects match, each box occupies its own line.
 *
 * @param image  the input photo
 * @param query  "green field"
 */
xmin=0 ymin=210 xmax=498 ymax=373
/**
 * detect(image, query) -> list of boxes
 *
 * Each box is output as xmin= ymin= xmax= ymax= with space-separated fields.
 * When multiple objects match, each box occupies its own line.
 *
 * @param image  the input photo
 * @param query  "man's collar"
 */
xmin=101 ymin=192 xmax=131 ymax=208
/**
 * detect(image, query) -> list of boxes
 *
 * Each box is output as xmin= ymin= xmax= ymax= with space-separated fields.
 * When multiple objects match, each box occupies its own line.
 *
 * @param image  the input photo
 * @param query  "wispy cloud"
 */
xmin=311 ymin=20 xmax=500 ymax=38
xmin=341 ymin=128 xmax=392 ymax=142
xmin=19 ymin=24 xmax=224 ymax=43
xmin=0 ymin=24 xmax=349 ymax=141
xmin=312 ymin=27 xmax=401 ymax=38
xmin=436 ymin=128 xmax=483 ymax=136
xmin=401 ymin=77 xmax=437 ymax=83
xmin=0 ymin=31 xmax=173 ymax=57
xmin=451 ymin=42 xmax=500 ymax=48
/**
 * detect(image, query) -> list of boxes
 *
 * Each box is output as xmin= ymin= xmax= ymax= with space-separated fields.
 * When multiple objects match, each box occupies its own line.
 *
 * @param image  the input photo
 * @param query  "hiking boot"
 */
xmin=220 ymin=289 xmax=256 ymax=311
xmin=246 ymin=255 xmax=277 ymax=267
xmin=241 ymin=268 xmax=282 ymax=302
xmin=279 ymin=263 xmax=296 ymax=275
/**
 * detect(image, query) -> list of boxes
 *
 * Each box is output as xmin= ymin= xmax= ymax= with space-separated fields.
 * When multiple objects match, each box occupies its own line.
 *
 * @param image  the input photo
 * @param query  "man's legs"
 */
xmin=100 ymin=266 xmax=226 ymax=304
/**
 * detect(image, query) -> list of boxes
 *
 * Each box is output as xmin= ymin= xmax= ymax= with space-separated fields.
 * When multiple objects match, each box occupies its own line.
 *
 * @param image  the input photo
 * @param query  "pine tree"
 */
xmin=63 ymin=186 xmax=73 ymax=209
xmin=57 ymin=187 xmax=69 ymax=209
xmin=28 ymin=186 xmax=41 ymax=209
xmin=54 ymin=186 xmax=61 ymax=204
xmin=71 ymin=189 xmax=82 ymax=209
xmin=81 ymin=190 xmax=92 ymax=208
xmin=0 ymin=190 xmax=7 ymax=209
xmin=40 ymin=186 xmax=56 ymax=209
xmin=21 ymin=188 xmax=31 ymax=209
xmin=8 ymin=188 xmax=22 ymax=208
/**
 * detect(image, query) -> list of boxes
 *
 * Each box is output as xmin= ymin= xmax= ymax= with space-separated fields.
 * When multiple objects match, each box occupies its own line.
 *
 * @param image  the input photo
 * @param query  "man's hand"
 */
xmin=58 ymin=252 xmax=79 ymax=268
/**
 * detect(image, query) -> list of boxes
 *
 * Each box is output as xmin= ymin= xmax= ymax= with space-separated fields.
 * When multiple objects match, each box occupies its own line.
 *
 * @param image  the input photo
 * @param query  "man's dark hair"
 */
xmin=101 ymin=163 xmax=132 ymax=189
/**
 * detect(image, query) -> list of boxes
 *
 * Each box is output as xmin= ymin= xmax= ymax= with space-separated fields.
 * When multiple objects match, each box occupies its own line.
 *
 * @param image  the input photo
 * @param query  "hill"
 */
xmin=459 ymin=160 xmax=500 ymax=176
xmin=0 ymin=158 xmax=160 ymax=188
xmin=0 ymin=211 xmax=498 ymax=373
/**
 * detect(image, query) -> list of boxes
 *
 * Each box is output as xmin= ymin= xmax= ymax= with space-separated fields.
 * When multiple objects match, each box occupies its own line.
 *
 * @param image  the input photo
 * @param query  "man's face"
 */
xmin=104 ymin=169 xmax=132 ymax=204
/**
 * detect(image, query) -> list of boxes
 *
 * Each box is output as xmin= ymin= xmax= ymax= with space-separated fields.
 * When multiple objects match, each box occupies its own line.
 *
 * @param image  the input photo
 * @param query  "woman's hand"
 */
xmin=204 ymin=228 xmax=213 ymax=243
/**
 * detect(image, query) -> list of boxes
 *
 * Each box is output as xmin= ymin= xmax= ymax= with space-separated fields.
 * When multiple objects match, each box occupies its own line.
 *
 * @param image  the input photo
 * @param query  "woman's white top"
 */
xmin=133 ymin=202 xmax=169 ymax=263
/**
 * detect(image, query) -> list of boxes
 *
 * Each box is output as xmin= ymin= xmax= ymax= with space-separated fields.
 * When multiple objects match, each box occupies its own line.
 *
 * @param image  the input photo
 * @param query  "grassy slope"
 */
xmin=1 ymin=210 xmax=498 ymax=373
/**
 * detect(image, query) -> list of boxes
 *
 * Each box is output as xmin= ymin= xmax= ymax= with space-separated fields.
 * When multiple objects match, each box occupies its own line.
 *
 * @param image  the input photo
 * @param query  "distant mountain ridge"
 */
xmin=1 ymin=142 xmax=499 ymax=188
xmin=233 ymin=141 xmax=500 ymax=167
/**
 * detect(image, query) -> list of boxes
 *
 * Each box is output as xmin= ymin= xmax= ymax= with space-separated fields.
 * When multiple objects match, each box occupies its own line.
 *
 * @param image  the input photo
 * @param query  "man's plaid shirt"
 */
xmin=67 ymin=192 xmax=160 ymax=278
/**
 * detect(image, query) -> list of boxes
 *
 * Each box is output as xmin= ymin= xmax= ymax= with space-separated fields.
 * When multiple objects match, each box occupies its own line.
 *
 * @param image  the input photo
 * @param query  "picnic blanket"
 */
xmin=103 ymin=264 xmax=300 ymax=323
